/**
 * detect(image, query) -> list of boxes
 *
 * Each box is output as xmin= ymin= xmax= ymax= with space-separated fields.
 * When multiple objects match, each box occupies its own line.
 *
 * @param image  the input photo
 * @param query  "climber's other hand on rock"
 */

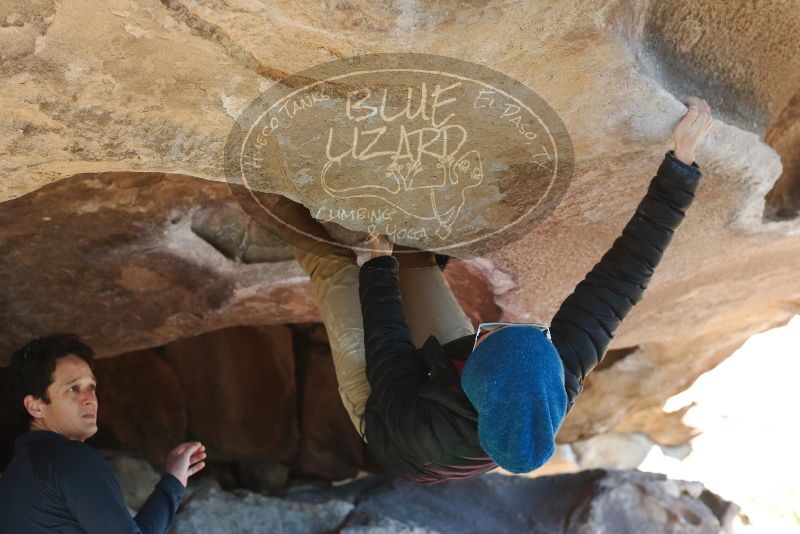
xmin=165 ymin=441 xmax=206 ymax=487
xmin=673 ymin=96 xmax=713 ymax=165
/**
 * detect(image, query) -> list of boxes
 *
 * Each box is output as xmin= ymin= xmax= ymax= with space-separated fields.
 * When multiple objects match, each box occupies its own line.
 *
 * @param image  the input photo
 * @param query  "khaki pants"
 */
xmin=270 ymin=198 xmax=474 ymax=437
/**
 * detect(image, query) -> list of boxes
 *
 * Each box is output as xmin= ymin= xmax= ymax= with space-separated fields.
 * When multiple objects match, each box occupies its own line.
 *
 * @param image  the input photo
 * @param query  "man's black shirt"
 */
xmin=0 ymin=430 xmax=184 ymax=533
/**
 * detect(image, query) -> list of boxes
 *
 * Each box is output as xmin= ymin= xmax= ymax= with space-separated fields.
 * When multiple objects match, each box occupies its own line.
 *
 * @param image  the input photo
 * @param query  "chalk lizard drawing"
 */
xmin=320 ymin=123 xmax=484 ymax=239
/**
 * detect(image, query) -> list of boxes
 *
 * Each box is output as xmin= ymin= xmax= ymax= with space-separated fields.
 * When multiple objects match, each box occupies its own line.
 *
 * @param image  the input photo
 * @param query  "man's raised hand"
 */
xmin=165 ymin=442 xmax=206 ymax=487
xmin=673 ymin=96 xmax=713 ymax=165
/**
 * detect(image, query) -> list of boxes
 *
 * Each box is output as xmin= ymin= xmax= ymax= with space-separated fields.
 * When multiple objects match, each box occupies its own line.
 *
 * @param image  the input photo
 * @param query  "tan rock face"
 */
xmin=1 ymin=0 xmax=799 ymax=461
xmin=0 ymin=170 xmax=497 ymax=359
xmin=631 ymin=0 xmax=800 ymax=134
xmin=0 ymin=171 xmax=319 ymax=359
xmin=764 ymin=89 xmax=800 ymax=220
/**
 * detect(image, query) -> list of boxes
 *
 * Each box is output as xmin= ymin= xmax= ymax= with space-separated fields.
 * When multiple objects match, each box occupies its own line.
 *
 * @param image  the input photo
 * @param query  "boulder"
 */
xmin=90 ymin=349 xmax=186 ymax=468
xmin=161 ymin=325 xmax=298 ymax=463
xmin=174 ymin=470 xmax=741 ymax=533
xmin=291 ymin=328 xmax=366 ymax=480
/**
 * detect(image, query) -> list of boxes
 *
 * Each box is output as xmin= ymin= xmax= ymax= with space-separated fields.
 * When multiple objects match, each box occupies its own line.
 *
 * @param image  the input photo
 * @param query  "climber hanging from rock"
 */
xmin=266 ymin=96 xmax=713 ymax=483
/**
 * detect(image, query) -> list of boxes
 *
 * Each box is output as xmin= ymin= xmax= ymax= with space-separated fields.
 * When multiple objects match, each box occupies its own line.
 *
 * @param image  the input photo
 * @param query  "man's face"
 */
xmin=27 ymin=355 xmax=99 ymax=442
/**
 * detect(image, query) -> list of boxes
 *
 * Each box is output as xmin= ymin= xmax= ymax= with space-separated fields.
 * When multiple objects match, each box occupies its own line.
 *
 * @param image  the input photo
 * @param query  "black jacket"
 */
xmin=0 ymin=430 xmax=184 ymax=533
xmin=358 ymin=151 xmax=702 ymax=483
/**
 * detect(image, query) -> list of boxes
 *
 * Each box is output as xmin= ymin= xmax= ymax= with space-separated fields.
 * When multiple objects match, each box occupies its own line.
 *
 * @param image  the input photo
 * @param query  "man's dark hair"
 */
xmin=6 ymin=334 xmax=95 ymax=422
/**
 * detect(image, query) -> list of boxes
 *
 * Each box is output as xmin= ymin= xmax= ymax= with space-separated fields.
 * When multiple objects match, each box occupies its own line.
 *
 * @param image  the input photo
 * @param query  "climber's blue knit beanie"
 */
xmin=461 ymin=326 xmax=568 ymax=474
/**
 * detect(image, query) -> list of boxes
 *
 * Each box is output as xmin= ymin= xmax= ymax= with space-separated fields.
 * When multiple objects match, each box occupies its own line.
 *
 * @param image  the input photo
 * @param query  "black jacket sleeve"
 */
xmin=358 ymin=256 xmax=482 ymax=476
xmin=53 ymin=442 xmax=184 ymax=533
xmin=358 ymin=255 xmax=439 ymax=455
xmin=132 ymin=474 xmax=185 ymax=533
xmin=549 ymin=150 xmax=702 ymax=411
xmin=358 ymin=255 xmax=422 ymax=381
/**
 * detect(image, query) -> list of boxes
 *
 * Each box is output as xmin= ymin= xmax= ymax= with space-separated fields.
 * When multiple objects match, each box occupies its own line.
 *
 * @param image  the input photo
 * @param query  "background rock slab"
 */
xmin=172 ymin=470 xmax=740 ymax=534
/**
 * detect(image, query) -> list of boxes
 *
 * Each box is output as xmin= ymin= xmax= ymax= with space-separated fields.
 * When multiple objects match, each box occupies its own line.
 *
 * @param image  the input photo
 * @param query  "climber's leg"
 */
xmin=394 ymin=246 xmax=475 ymax=348
xmin=269 ymin=197 xmax=369 ymax=437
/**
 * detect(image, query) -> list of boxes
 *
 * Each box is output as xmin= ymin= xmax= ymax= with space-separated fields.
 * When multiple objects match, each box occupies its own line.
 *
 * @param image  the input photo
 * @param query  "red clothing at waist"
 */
xmin=450 ymin=358 xmax=466 ymax=375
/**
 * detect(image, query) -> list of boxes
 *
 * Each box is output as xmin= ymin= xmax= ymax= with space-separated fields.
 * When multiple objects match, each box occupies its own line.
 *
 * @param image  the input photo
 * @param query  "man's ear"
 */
xmin=23 ymin=394 xmax=45 ymax=420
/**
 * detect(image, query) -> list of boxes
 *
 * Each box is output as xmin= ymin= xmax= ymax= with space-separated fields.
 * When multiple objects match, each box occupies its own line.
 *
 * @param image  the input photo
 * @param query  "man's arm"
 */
xmin=549 ymin=150 xmax=702 ymax=410
xmin=53 ymin=442 xmax=184 ymax=534
xmin=132 ymin=474 xmax=185 ymax=533
xmin=549 ymin=95 xmax=713 ymax=411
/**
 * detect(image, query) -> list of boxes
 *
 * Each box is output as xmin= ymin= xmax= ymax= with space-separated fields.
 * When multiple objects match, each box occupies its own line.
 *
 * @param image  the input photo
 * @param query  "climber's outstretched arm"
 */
xmin=549 ymin=97 xmax=713 ymax=411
